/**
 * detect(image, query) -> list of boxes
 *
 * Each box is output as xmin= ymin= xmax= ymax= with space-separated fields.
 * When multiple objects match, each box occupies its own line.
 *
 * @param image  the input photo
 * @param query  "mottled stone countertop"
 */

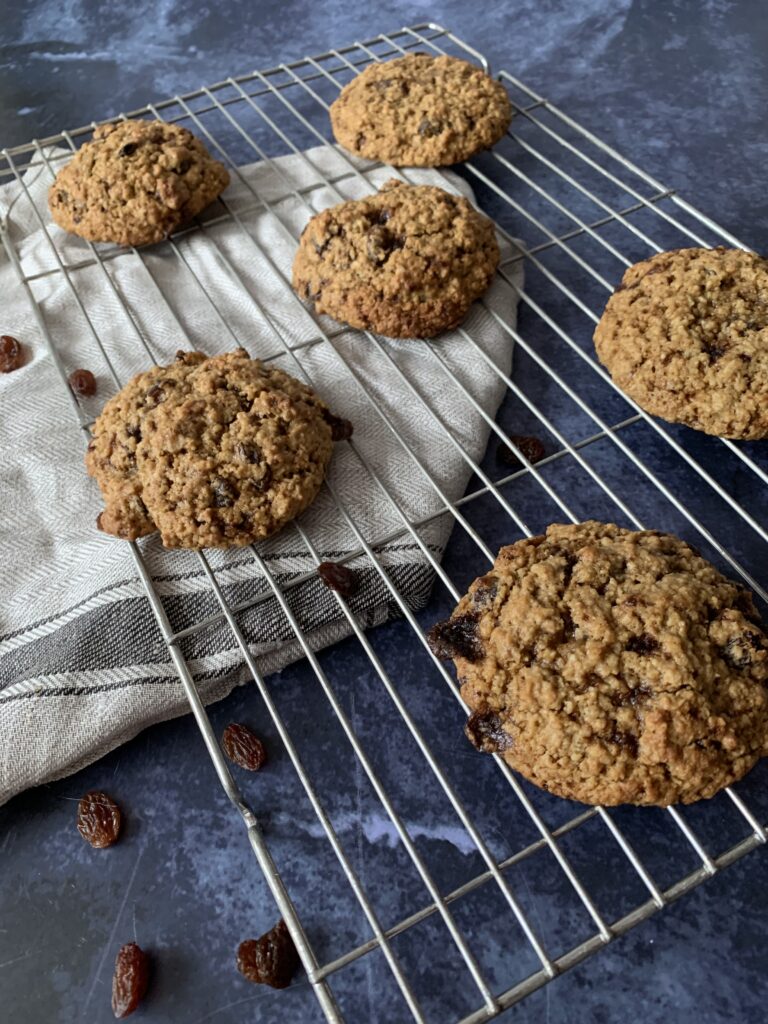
xmin=1 ymin=2 xmax=767 ymax=1022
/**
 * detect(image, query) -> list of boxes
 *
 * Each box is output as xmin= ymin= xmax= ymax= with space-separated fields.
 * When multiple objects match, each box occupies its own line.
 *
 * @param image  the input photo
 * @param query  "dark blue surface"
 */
xmin=2 ymin=3 xmax=768 ymax=1022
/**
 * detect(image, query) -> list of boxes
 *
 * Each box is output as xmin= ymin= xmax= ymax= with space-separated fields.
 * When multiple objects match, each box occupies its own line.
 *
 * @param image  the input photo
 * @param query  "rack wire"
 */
xmin=2 ymin=23 xmax=767 ymax=1023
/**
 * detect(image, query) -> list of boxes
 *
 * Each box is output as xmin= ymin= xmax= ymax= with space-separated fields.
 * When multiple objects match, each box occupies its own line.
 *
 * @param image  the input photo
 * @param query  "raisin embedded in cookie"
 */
xmin=49 ymin=119 xmax=230 ymax=246
xmin=292 ymin=179 xmax=499 ymax=338
xmin=594 ymin=247 xmax=768 ymax=440
xmin=428 ymin=521 xmax=768 ymax=806
xmin=86 ymin=349 xmax=351 ymax=548
xmin=330 ymin=54 xmax=512 ymax=167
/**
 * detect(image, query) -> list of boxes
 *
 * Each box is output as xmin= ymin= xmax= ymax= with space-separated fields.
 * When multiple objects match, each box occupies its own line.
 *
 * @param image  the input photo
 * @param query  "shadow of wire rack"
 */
xmin=2 ymin=21 xmax=767 ymax=1024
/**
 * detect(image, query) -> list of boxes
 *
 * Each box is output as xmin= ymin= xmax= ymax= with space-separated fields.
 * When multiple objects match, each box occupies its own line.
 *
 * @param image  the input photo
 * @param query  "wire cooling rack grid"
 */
xmin=2 ymin=23 xmax=767 ymax=1024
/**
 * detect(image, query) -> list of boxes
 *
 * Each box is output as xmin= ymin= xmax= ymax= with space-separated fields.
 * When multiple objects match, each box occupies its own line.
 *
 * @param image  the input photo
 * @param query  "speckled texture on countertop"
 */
xmin=2 ymin=2 xmax=768 ymax=1022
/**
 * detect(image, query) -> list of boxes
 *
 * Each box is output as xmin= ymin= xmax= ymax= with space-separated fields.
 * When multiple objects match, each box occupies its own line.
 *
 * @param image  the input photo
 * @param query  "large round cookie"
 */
xmin=86 ymin=349 xmax=350 ymax=548
xmin=330 ymin=54 xmax=512 ymax=167
xmin=49 ymin=119 xmax=230 ymax=246
xmin=292 ymin=179 xmax=499 ymax=338
xmin=594 ymin=247 xmax=768 ymax=440
xmin=428 ymin=521 xmax=768 ymax=806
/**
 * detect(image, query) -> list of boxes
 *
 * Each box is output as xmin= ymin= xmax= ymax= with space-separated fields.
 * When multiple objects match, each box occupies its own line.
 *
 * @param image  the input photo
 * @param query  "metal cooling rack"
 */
xmin=2 ymin=22 xmax=767 ymax=1023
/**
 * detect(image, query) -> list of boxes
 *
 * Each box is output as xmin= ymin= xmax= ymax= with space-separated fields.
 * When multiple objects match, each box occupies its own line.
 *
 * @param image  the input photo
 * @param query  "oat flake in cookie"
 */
xmin=330 ymin=54 xmax=512 ymax=167
xmin=594 ymin=247 xmax=768 ymax=440
xmin=49 ymin=119 xmax=230 ymax=247
xmin=86 ymin=349 xmax=351 ymax=549
xmin=428 ymin=521 xmax=768 ymax=806
xmin=292 ymin=179 xmax=499 ymax=338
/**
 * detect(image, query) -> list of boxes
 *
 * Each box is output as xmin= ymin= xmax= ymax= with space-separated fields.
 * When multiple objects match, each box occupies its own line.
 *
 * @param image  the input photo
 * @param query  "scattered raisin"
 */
xmin=76 ymin=790 xmax=122 ymax=848
xmin=323 ymin=411 xmax=354 ymax=441
xmin=112 ymin=942 xmax=150 ymax=1019
xmin=496 ymin=435 xmax=545 ymax=470
xmin=0 ymin=335 xmax=24 ymax=373
xmin=317 ymin=561 xmax=359 ymax=598
xmin=222 ymin=723 xmax=268 ymax=771
xmin=236 ymin=919 xmax=299 ymax=989
xmin=626 ymin=633 xmax=660 ymax=655
xmin=465 ymin=708 xmax=513 ymax=753
xmin=427 ymin=613 xmax=483 ymax=662
xmin=118 ymin=142 xmax=138 ymax=157
xmin=69 ymin=368 xmax=97 ymax=396
xmin=175 ymin=158 xmax=192 ymax=174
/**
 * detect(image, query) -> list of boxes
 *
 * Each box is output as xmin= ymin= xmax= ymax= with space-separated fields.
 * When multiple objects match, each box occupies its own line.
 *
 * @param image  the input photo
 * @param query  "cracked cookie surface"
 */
xmin=330 ymin=54 xmax=512 ymax=167
xmin=594 ymin=247 xmax=768 ymax=439
xmin=291 ymin=179 xmax=499 ymax=338
xmin=49 ymin=119 xmax=230 ymax=246
xmin=86 ymin=349 xmax=349 ymax=548
xmin=428 ymin=521 xmax=768 ymax=806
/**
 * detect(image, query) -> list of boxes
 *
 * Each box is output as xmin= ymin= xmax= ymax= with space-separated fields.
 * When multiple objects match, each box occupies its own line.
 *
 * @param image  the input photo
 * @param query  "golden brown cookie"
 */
xmin=594 ymin=247 xmax=768 ymax=439
xmin=292 ymin=179 xmax=499 ymax=338
xmin=49 ymin=119 xmax=230 ymax=246
xmin=428 ymin=521 xmax=768 ymax=806
xmin=330 ymin=54 xmax=512 ymax=166
xmin=86 ymin=349 xmax=351 ymax=548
